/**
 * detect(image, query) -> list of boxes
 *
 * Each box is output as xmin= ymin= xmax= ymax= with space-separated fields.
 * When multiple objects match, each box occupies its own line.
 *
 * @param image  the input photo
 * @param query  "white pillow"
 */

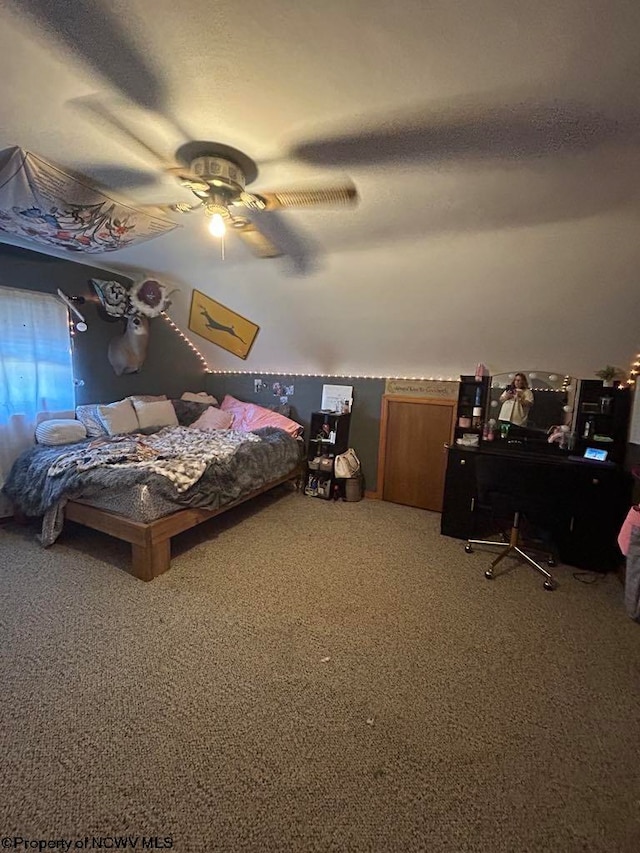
xmin=36 ymin=410 xmax=76 ymax=425
xmin=35 ymin=419 xmax=87 ymax=445
xmin=190 ymin=406 xmax=234 ymax=431
xmin=97 ymin=399 xmax=140 ymax=436
xmin=133 ymin=399 xmax=179 ymax=430
xmin=181 ymin=391 xmax=218 ymax=405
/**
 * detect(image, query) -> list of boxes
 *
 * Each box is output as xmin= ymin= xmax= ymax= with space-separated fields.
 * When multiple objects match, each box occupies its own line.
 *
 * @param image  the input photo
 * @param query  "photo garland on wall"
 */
xmin=188 ymin=289 xmax=259 ymax=360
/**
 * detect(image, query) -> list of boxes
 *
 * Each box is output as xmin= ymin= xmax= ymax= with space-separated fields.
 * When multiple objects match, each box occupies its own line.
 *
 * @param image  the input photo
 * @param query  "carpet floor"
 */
xmin=1 ymin=490 xmax=639 ymax=852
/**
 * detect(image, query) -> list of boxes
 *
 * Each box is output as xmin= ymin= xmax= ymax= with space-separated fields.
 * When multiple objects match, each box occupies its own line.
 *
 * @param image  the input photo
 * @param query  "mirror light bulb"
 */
xmin=208 ymin=213 xmax=226 ymax=238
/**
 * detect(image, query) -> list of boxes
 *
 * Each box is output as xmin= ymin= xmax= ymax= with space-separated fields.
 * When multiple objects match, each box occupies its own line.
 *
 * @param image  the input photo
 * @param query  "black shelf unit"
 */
xmin=454 ymin=375 xmax=491 ymax=444
xmin=574 ymin=380 xmax=631 ymax=464
xmin=305 ymin=412 xmax=351 ymax=499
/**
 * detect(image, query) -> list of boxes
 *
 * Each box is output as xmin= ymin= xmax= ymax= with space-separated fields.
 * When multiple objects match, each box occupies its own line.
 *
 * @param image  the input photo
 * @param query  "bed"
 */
xmin=2 ymin=398 xmax=304 ymax=581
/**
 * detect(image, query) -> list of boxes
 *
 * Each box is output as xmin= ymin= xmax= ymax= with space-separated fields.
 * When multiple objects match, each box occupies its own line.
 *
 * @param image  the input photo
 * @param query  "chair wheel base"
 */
xmin=465 ymin=544 xmax=473 ymax=553
xmin=547 ymin=558 xmax=557 ymax=567
xmin=484 ymin=569 xmax=494 ymax=580
xmin=543 ymin=580 xmax=556 ymax=591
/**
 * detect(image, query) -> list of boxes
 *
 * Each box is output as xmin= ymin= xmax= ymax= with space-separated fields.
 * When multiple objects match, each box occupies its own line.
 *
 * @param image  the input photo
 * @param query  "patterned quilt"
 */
xmin=47 ymin=427 xmax=261 ymax=493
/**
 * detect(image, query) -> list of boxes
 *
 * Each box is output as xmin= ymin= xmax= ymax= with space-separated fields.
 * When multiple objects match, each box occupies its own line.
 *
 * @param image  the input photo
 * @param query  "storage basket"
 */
xmin=344 ymin=474 xmax=363 ymax=502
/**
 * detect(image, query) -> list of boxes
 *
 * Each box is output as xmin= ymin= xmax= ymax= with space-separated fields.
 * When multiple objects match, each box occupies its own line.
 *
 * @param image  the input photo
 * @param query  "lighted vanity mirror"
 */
xmin=487 ymin=371 xmax=576 ymax=433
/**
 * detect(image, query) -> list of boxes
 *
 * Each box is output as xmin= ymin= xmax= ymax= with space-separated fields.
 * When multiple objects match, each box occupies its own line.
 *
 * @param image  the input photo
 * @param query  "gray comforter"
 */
xmin=3 ymin=426 xmax=302 ymax=545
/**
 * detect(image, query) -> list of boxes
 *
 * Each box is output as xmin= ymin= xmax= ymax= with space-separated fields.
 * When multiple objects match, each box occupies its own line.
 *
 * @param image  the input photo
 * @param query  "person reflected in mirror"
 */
xmin=498 ymin=372 xmax=534 ymax=426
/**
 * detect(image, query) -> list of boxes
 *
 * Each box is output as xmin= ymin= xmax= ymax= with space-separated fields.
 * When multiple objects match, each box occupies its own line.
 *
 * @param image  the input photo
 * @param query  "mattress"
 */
xmin=75 ymin=483 xmax=186 ymax=523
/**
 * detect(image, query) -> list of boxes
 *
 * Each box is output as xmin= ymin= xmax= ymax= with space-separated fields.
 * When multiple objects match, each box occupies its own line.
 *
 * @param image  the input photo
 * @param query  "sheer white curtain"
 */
xmin=0 ymin=286 xmax=75 ymax=516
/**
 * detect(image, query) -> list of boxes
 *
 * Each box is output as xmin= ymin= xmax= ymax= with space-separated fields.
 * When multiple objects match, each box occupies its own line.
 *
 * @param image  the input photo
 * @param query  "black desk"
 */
xmin=441 ymin=443 xmax=632 ymax=572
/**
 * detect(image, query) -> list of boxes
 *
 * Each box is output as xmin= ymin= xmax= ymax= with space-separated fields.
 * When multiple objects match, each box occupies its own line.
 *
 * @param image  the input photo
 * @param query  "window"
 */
xmin=0 ymin=286 xmax=74 ymax=424
xmin=0 ymin=287 xmax=75 ymax=514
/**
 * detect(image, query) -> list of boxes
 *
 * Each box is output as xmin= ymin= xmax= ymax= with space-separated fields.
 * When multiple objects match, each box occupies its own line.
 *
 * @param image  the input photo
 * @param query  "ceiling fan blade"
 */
xmin=70 ymin=165 xmax=160 ymax=191
xmin=10 ymin=0 xmax=164 ymax=112
xmin=231 ymin=219 xmax=283 ymax=259
xmin=252 ymin=183 xmax=358 ymax=210
xmin=139 ymin=201 xmax=203 ymax=214
xmin=70 ymin=95 xmax=186 ymax=175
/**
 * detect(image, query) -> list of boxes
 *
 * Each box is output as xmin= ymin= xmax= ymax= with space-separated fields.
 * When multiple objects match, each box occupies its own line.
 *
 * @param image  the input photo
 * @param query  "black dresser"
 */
xmin=441 ymin=442 xmax=632 ymax=572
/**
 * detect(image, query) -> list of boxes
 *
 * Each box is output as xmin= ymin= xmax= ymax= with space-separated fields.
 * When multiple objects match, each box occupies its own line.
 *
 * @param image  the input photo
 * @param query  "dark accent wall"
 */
xmin=0 ymin=244 xmax=387 ymax=488
xmin=205 ymin=373 xmax=386 ymax=492
xmin=0 ymin=244 xmax=206 ymax=403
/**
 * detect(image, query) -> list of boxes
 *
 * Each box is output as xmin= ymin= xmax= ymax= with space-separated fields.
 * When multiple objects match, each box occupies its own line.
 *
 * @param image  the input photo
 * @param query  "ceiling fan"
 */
xmin=70 ymin=97 xmax=359 ymax=259
xmin=147 ymin=140 xmax=358 ymax=259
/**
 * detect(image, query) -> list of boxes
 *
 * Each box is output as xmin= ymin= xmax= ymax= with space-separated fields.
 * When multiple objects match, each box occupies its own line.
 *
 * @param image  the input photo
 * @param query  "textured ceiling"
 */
xmin=2 ymin=0 xmax=640 ymax=378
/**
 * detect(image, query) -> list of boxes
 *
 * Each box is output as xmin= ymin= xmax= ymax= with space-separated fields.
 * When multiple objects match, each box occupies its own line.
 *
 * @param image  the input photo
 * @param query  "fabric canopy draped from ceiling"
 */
xmin=0 ymin=146 xmax=177 ymax=253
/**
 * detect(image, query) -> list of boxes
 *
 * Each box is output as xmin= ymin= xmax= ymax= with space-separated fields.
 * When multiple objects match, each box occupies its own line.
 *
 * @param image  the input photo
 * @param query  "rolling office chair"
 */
xmin=464 ymin=453 xmax=563 ymax=590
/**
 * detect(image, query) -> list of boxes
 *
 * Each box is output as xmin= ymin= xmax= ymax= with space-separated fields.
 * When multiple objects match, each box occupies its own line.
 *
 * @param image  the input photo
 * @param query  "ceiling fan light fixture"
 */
xmin=190 ymin=156 xmax=247 ymax=195
xmin=171 ymin=201 xmax=198 ymax=213
xmin=208 ymin=212 xmax=226 ymax=238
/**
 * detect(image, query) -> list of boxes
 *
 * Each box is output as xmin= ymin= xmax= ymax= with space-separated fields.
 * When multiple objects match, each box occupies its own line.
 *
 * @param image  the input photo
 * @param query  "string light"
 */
xmin=155 ymin=328 xmax=590 ymax=391
xmin=205 ymin=370 xmax=460 ymax=380
xmin=158 ymin=314 xmax=469 ymax=381
xmin=622 ymin=353 xmax=640 ymax=387
xmin=160 ymin=312 xmax=213 ymax=373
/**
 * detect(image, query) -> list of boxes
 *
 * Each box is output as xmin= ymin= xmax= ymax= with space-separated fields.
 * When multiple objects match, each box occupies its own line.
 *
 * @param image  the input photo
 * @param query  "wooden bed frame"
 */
xmin=63 ymin=468 xmax=301 ymax=581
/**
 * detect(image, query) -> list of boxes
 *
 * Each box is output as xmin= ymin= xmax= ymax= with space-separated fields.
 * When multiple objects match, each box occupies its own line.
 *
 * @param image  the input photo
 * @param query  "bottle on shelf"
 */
xmin=484 ymin=418 xmax=496 ymax=441
xmin=454 ymin=373 xmax=490 ymax=441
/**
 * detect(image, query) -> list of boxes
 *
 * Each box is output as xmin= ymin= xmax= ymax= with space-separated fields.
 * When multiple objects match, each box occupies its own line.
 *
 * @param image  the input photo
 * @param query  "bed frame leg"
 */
xmin=131 ymin=539 xmax=171 ymax=581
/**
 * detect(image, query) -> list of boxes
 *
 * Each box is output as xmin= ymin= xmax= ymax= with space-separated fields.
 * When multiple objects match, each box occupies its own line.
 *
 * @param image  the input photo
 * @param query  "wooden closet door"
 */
xmin=380 ymin=396 xmax=456 ymax=511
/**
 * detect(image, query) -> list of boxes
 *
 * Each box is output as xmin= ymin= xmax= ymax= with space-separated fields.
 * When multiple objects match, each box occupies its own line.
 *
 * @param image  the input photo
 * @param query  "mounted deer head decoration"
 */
xmin=107 ymin=313 xmax=150 ymax=376
xmin=91 ymin=276 xmax=175 ymax=376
